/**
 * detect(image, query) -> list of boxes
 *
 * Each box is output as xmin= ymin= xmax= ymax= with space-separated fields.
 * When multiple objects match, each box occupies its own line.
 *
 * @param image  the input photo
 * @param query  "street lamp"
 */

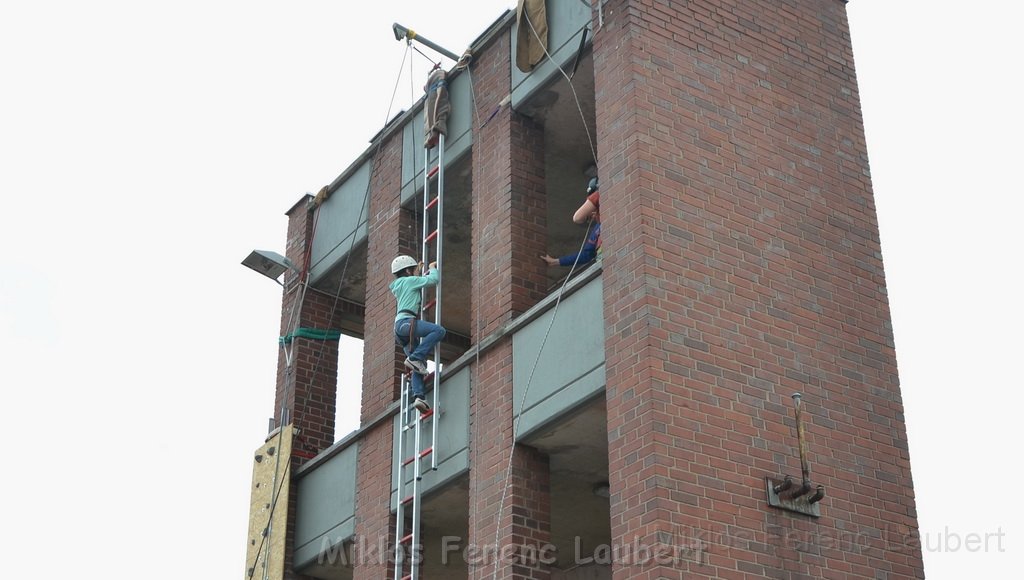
xmin=241 ymin=250 xmax=297 ymax=285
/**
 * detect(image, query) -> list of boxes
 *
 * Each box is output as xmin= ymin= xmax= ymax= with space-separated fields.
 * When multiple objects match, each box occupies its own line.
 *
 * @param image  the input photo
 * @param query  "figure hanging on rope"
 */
xmin=424 ymin=66 xmax=449 ymax=149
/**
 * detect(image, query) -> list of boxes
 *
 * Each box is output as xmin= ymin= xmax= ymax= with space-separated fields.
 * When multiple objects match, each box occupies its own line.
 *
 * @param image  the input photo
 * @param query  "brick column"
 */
xmin=593 ymin=0 xmax=923 ymax=578
xmin=274 ymin=195 xmax=340 ymax=453
xmin=273 ymin=195 xmax=343 ymax=580
xmin=469 ymin=25 xmax=552 ymax=580
xmin=352 ymin=128 xmax=421 ymax=579
xmin=509 ymin=446 xmax=552 ymax=577
xmin=472 ymin=32 xmax=548 ymax=339
xmin=469 ymin=340 xmax=553 ymax=580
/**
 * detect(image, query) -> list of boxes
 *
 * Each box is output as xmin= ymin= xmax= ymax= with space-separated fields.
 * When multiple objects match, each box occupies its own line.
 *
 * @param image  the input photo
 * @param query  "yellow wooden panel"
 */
xmin=244 ymin=426 xmax=295 ymax=580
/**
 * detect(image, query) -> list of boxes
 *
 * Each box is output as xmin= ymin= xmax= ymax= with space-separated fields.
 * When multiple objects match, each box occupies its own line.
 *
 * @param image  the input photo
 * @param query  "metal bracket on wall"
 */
xmin=766 ymin=393 xmax=826 ymax=517
xmin=766 ymin=475 xmax=823 ymax=518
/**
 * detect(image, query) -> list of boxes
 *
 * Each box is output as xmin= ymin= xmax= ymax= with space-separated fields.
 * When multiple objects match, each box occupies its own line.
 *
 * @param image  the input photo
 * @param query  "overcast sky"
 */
xmin=1 ymin=2 xmax=1019 ymax=579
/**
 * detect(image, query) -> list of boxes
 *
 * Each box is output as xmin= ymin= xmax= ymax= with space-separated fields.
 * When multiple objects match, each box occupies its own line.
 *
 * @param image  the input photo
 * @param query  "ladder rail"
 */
xmin=431 ymin=134 xmax=444 ymax=470
xmin=393 ymin=374 xmax=409 ymax=580
xmin=410 ymin=409 xmax=423 ymax=579
xmin=394 ymin=373 xmax=433 ymax=580
xmin=421 ymin=138 xmax=432 ymax=313
xmin=394 ymin=128 xmax=446 ymax=580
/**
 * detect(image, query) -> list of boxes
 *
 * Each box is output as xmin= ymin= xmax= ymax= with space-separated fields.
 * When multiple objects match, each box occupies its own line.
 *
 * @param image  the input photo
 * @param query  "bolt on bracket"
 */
xmin=765 ymin=476 xmax=823 ymax=517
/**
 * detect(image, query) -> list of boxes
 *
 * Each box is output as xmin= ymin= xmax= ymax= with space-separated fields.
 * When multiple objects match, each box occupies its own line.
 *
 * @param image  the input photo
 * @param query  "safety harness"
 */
xmin=397 ymin=309 xmax=420 ymax=351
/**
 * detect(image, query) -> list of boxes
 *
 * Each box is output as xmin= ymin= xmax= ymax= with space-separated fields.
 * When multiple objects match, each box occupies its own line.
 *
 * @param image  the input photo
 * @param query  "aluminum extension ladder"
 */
xmin=393 ymin=133 xmax=446 ymax=580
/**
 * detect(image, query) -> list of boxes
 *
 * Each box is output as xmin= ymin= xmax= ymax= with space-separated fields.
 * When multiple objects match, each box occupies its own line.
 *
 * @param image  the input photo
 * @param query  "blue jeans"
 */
xmin=394 ymin=318 xmax=446 ymax=398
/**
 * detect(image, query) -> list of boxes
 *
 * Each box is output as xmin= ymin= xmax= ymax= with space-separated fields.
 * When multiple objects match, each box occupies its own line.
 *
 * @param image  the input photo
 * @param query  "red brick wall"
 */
xmin=509 ymin=446 xmax=552 ymax=579
xmin=468 ymin=342 xmax=553 ymax=580
xmin=274 ymin=197 xmax=343 ymax=580
xmin=593 ymin=0 xmax=923 ymax=578
xmin=509 ymin=112 xmax=549 ymax=315
xmin=353 ymin=129 xmax=415 ymax=579
xmin=471 ymin=29 xmax=548 ymax=338
xmin=353 ymin=423 xmax=396 ymax=579
xmin=469 ymin=25 xmax=552 ymax=580
xmin=361 ymin=139 xmax=419 ymax=422
xmin=275 ymin=195 xmax=339 ymax=452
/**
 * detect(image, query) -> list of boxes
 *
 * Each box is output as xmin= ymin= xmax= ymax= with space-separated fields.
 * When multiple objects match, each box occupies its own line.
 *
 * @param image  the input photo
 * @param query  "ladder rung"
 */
xmin=423 ymin=299 xmax=436 ymax=311
xmin=427 ymin=165 xmax=439 ymax=178
xmin=400 ymin=533 xmax=413 ymax=545
xmin=404 ymin=413 xmax=432 ymax=430
xmin=425 ymin=196 xmax=439 ymax=211
xmin=424 ymin=229 xmax=438 ymax=244
xmin=402 ymin=447 xmax=434 ymax=466
xmin=400 ymin=495 xmax=414 ymax=506
xmin=402 ymin=575 xmax=412 ymax=580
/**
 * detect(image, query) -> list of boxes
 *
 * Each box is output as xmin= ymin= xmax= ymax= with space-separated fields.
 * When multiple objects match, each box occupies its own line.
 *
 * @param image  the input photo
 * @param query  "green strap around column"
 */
xmin=279 ymin=327 xmax=342 ymax=345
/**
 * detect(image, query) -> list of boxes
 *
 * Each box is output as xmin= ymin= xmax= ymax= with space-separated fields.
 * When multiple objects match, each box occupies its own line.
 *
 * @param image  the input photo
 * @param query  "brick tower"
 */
xmin=245 ymin=2 xmax=924 ymax=579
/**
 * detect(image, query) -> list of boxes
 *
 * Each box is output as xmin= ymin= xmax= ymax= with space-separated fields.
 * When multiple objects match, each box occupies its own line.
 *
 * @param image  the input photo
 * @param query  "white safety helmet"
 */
xmin=391 ymin=255 xmax=418 ymax=274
